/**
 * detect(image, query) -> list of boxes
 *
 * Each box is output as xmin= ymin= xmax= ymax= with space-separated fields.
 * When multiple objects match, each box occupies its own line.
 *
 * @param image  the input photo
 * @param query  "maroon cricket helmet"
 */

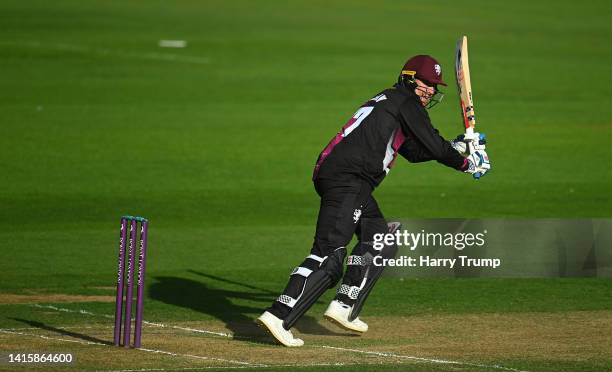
xmin=400 ymin=55 xmax=447 ymax=86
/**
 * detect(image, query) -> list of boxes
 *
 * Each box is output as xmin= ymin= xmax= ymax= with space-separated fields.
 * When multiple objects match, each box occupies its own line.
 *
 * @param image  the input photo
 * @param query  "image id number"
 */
xmin=6 ymin=353 xmax=74 ymax=364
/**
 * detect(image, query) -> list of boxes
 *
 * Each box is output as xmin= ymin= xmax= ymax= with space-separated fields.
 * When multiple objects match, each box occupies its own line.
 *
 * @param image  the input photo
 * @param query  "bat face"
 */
xmin=455 ymin=35 xmax=476 ymax=135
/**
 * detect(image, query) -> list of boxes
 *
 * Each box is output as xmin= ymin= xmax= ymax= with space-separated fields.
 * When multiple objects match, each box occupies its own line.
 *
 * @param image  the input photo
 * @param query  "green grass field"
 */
xmin=1 ymin=0 xmax=612 ymax=371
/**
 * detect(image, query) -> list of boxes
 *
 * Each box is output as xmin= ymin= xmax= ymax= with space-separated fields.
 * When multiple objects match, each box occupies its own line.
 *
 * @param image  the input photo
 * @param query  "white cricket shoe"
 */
xmin=257 ymin=311 xmax=304 ymax=347
xmin=324 ymin=300 xmax=368 ymax=333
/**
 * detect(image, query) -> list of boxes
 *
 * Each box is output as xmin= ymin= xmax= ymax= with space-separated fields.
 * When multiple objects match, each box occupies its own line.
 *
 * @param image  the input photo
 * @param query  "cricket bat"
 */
xmin=455 ymin=35 xmax=483 ymax=178
xmin=455 ymin=35 xmax=476 ymax=146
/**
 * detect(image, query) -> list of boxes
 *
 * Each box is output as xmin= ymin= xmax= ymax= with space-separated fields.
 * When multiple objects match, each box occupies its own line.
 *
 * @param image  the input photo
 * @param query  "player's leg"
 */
xmin=325 ymin=196 xmax=400 ymax=332
xmin=258 ymin=179 xmax=372 ymax=346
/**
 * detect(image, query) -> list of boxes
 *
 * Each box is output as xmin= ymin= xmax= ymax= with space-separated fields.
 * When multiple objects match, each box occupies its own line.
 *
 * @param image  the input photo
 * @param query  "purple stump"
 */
xmin=134 ymin=220 xmax=148 ymax=348
xmin=113 ymin=218 xmax=128 ymax=346
xmin=123 ymin=219 xmax=137 ymax=348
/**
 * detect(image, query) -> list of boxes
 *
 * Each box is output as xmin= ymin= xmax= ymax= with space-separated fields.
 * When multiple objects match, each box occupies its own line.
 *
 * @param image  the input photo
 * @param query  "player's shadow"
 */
xmin=148 ymin=270 xmax=351 ymax=342
xmin=10 ymin=318 xmax=113 ymax=345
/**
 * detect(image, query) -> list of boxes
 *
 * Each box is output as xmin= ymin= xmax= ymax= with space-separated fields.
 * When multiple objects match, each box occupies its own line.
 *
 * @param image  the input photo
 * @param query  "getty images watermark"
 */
xmin=372 ymin=228 xmax=501 ymax=269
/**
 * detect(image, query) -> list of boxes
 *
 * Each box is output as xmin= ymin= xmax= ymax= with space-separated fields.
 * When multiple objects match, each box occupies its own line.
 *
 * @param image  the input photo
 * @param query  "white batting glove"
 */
xmin=450 ymin=133 xmax=487 ymax=155
xmin=464 ymin=149 xmax=491 ymax=179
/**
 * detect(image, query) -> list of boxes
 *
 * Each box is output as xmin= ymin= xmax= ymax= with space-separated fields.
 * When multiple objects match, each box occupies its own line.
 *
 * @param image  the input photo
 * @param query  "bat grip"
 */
xmin=467 ymin=140 xmax=476 ymax=155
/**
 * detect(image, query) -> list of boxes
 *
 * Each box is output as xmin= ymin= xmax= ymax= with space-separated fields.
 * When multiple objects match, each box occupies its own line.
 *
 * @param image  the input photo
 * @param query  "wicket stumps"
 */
xmin=113 ymin=216 xmax=149 ymax=348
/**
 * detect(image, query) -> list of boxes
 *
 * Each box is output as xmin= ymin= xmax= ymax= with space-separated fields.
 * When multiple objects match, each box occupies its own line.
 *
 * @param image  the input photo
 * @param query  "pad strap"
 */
xmin=337 ymin=284 xmax=360 ymax=300
xmin=291 ymin=267 xmax=313 ymax=277
xmin=277 ymin=294 xmax=297 ymax=308
xmin=307 ymin=254 xmax=325 ymax=264
xmin=347 ymin=255 xmax=371 ymax=266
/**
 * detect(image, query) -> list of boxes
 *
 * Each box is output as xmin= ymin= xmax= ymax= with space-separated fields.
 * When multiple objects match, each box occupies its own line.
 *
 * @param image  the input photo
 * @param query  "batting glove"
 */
xmin=450 ymin=133 xmax=486 ymax=155
xmin=464 ymin=149 xmax=491 ymax=179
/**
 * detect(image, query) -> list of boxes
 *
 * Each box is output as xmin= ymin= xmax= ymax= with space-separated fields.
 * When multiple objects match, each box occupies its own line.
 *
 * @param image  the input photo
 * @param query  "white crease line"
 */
xmin=99 ymin=362 xmax=367 ymax=371
xmin=30 ymin=304 xmax=527 ymax=372
xmin=0 ymin=329 xmax=106 ymax=346
xmin=32 ymin=305 xmax=229 ymax=337
xmin=143 ymin=321 xmax=231 ymax=338
xmin=0 ymin=325 xmax=112 ymax=331
xmin=98 ymin=368 xmax=249 ymax=372
xmin=138 ymin=348 xmax=257 ymax=366
xmin=320 ymin=346 xmax=528 ymax=372
xmin=33 ymin=304 xmax=113 ymax=318
xmin=100 ymin=368 xmax=250 ymax=371
xmin=0 ymin=329 xmax=258 ymax=367
xmin=1 ymin=40 xmax=209 ymax=64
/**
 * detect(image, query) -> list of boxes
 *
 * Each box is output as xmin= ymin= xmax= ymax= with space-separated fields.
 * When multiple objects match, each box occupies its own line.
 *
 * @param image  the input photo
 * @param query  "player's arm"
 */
xmin=399 ymin=118 xmax=490 ymax=178
xmin=399 ymin=105 xmax=466 ymax=171
xmin=397 ymin=136 xmax=434 ymax=163
xmin=398 ymin=128 xmax=458 ymax=164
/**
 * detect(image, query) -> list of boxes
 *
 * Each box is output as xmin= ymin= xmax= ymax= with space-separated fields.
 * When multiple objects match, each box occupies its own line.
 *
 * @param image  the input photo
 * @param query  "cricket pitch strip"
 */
xmin=1 ymin=308 xmax=611 ymax=371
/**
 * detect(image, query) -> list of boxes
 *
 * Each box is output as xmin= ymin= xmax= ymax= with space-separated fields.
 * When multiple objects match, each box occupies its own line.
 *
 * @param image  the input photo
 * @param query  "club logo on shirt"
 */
xmin=353 ymin=208 xmax=362 ymax=223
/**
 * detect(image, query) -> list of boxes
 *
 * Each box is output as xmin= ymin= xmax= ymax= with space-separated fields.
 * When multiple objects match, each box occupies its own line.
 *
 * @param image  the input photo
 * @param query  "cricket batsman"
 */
xmin=257 ymin=55 xmax=491 ymax=346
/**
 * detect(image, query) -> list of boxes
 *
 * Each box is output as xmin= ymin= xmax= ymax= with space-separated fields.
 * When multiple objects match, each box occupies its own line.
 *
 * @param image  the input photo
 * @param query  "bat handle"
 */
xmin=467 ymin=139 xmax=476 ymax=155
xmin=465 ymin=127 xmax=475 ymax=139
xmin=473 ymin=172 xmax=482 ymax=180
